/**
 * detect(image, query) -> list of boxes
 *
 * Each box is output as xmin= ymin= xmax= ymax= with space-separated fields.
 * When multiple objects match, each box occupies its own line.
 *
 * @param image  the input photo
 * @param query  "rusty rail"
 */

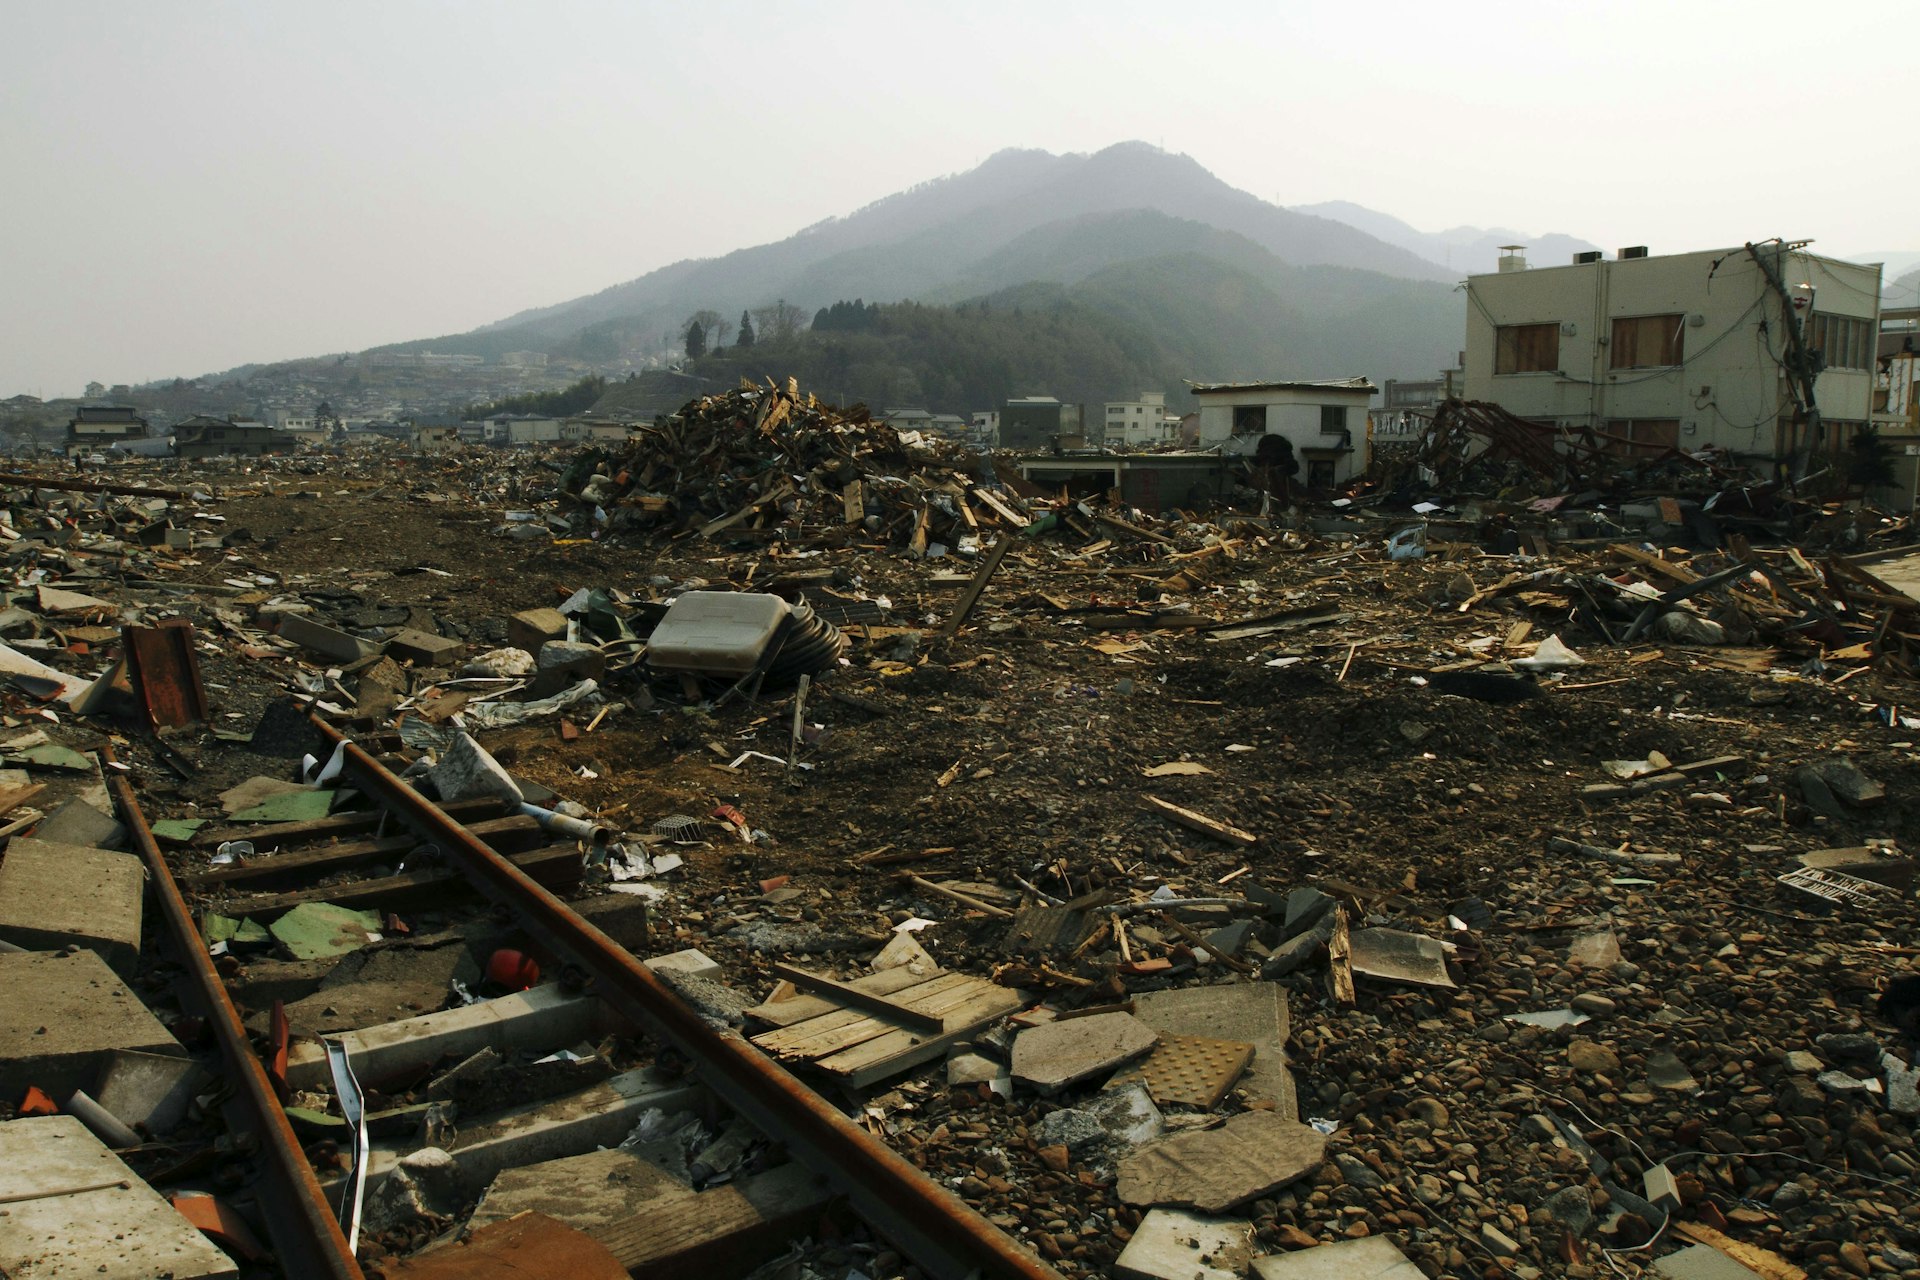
xmin=105 ymin=765 xmax=365 ymax=1280
xmin=310 ymin=717 xmax=1060 ymax=1280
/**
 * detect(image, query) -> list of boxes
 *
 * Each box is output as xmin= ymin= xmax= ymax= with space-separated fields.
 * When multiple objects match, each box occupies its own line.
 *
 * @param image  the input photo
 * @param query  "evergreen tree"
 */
xmin=737 ymin=310 xmax=755 ymax=348
xmin=684 ymin=321 xmax=707 ymax=361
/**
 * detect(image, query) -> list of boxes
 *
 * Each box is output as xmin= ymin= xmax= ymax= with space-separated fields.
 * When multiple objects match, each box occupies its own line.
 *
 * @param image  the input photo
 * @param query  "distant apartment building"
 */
xmin=1369 ymin=360 xmax=1464 ymax=453
xmin=1000 ymin=396 xmax=1083 ymax=451
xmin=560 ymin=415 xmax=637 ymax=444
xmin=970 ymin=410 xmax=1000 ymax=446
xmin=1190 ymin=378 xmax=1376 ymax=487
xmin=488 ymin=415 xmax=563 ymax=446
xmin=1461 ymin=241 xmax=1881 ymax=465
xmin=499 ymin=351 xmax=550 ymax=369
xmin=362 ymin=351 xmax=486 ymax=370
xmin=66 ymin=406 xmax=149 ymax=456
xmin=1103 ymin=391 xmax=1181 ymax=448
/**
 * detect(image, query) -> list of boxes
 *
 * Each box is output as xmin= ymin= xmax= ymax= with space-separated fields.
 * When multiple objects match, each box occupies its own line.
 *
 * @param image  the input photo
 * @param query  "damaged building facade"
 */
xmin=1190 ymin=378 xmax=1376 ymax=487
xmin=1462 ymin=241 xmax=1882 ymax=470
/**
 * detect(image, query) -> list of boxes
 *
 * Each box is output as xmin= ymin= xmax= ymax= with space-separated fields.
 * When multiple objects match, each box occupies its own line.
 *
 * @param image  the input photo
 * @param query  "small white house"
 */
xmin=1190 ymin=378 xmax=1376 ymax=487
xmin=1103 ymin=391 xmax=1181 ymax=448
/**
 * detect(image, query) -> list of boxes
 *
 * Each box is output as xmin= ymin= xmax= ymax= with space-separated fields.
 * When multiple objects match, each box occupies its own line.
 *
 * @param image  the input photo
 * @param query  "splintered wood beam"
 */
xmin=1143 ymin=795 xmax=1257 ymax=846
xmin=938 ymin=535 xmax=1014 ymax=643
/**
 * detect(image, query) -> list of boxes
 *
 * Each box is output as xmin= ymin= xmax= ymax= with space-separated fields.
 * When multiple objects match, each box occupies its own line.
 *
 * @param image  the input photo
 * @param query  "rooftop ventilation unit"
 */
xmin=1618 ymin=246 xmax=1649 ymax=260
xmin=1574 ymin=251 xmax=1604 ymax=264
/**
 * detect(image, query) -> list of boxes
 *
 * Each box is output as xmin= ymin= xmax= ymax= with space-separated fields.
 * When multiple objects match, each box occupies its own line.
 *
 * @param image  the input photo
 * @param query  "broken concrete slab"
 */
xmin=1131 ymin=981 xmax=1294 ymax=1115
xmin=275 ymin=938 xmax=482 ymax=1037
xmin=284 ymin=985 xmax=609 ymax=1090
xmin=1250 ymin=1236 xmax=1426 ymax=1279
xmin=34 ymin=797 xmax=126 ymax=849
xmin=431 ymin=731 xmax=525 ymax=805
xmin=1033 ymin=1080 xmax=1162 ymax=1155
xmin=0 ymin=836 xmax=144 ymax=975
xmin=508 ymin=607 xmax=570 ymax=656
xmin=217 ymin=774 xmax=309 ymax=814
xmin=268 ymin=901 xmax=381 ymax=961
xmin=1011 ymin=1011 xmax=1158 ymax=1093
xmin=641 ymin=948 xmax=722 ymax=983
xmin=278 ymin=610 xmax=379 ymax=662
xmin=229 ymin=788 xmax=338 ymax=824
xmin=386 ymin=627 xmax=463 ymax=666
xmin=1654 ymin=1243 xmax=1771 ymax=1279
xmin=94 ymin=1049 xmax=208 ymax=1136
xmin=1117 ymin=1111 xmax=1327 ymax=1213
xmin=1113 ymin=1207 xmax=1254 ymax=1280
xmin=1348 ymin=927 xmax=1457 ymax=989
xmin=530 ymin=640 xmax=606 ymax=698
xmin=0 ymin=1115 xmax=238 ymax=1279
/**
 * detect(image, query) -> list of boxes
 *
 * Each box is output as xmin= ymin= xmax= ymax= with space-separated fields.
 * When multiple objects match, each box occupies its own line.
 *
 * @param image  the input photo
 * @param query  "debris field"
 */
xmin=0 ymin=383 xmax=1917 ymax=1280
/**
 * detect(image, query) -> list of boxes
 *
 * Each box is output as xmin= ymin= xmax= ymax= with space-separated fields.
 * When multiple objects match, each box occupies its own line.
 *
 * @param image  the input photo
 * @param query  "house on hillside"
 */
xmin=173 ymin=416 xmax=296 ymax=459
xmin=66 ymin=406 xmax=149 ymax=457
xmin=1189 ymin=378 xmax=1376 ymax=487
xmin=1461 ymin=241 xmax=1880 ymax=467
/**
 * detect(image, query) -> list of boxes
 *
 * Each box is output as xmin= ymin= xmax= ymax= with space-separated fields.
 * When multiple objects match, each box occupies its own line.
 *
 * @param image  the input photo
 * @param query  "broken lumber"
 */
xmin=1143 ymin=795 xmax=1256 ymax=846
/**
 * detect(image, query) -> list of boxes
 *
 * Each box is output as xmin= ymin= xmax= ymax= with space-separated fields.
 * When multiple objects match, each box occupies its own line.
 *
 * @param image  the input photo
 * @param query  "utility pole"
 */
xmin=1745 ymin=240 xmax=1822 ymax=481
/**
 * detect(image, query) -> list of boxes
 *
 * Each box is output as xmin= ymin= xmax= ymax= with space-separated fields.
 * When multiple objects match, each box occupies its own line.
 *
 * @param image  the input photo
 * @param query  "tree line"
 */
xmin=681 ymin=301 xmax=808 ymax=360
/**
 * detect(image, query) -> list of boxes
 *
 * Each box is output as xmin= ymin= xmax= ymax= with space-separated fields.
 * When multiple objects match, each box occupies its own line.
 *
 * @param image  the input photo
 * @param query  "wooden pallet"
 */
xmin=747 ymin=968 xmax=1024 ymax=1088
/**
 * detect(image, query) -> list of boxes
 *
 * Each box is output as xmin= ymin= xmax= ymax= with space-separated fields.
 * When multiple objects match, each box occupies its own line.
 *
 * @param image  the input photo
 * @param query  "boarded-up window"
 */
xmin=1610 ymin=314 xmax=1684 ymax=369
xmin=1604 ymin=419 xmax=1680 ymax=458
xmin=1807 ymin=312 xmax=1872 ymax=371
xmin=1495 ymin=323 xmax=1559 ymax=374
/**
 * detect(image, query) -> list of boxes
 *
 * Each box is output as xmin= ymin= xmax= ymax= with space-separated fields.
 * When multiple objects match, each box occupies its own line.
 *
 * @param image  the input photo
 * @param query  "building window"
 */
xmin=1319 ymin=405 xmax=1348 ymax=434
xmin=1231 ymin=405 xmax=1268 ymax=436
xmin=1604 ymin=419 xmax=1680 ymax=458
xmin=1807 ymin=312 xmax=1872 ymax=371
xmin=1494 ymin=323 xmax=1560 ymax=374
xmin=1307 ymin=459 xmax=1336 ymax=488
xmin=1610 ymin=314 xmax=1684 ymax=369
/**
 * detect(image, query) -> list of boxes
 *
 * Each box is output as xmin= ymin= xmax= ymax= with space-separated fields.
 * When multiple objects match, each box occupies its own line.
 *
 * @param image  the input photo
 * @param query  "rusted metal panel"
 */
xmin=123 ymin=620 xmax=211 ymax=728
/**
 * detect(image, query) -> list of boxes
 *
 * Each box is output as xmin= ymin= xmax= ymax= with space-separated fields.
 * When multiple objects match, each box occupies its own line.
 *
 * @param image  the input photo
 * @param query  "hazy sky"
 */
xmin=3 ymin=0 xmax=1910 ymax=398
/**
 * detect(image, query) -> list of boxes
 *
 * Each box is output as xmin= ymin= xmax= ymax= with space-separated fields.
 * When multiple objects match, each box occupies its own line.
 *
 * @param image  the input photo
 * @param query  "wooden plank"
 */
xmin=192 ymin=796 xmax=509 ymax=852
xmin=769 ymin=963 xmax=944 ymax=1033
xmin=936 ymin=535 xmax=1014 ymax=644
xmin=585 ymin=1163 xmax=830 ymax=1278
xmin=817 ymin=984 xmax=1026 ymax=1086
xmin=904 ymin=875 xmax=1013 ymax=918
xmin=841 ymin=480 xmax=863 ymax=524
xmin=182 ymin=815 xmax=544 ymax=890
xmin=745 ymin=965 xmax=937 ymax=1029
xmin=1669 ymin=1222 xmax=1806 ymax=1280
xmin=1143 ymin=795 xmax=1257 ymax=846
xmin=0 ymin=783 xmax=46 ymax=819
xmin=1327 ymin=906 xmax=1356 ymax=1006
xmin=753 ymin=973 xmax=977 ymax=1058
xmin=222 ymin=845 xmax=578 ymax=918
xmin=969 ymin=487 xmax=1026 ymax=527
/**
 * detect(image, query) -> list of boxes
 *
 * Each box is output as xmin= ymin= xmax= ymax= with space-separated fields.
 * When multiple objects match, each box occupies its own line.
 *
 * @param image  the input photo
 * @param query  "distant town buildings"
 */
xmin=1000 ymin=396 xmax=1083 ymax=451
xmin=66 ymin=405 xmax=149 ymax=457
xmin=172 ymin=415 xmax=295 ymax=458
xmin=1102 ymin=391 xmax=1181 ymax=448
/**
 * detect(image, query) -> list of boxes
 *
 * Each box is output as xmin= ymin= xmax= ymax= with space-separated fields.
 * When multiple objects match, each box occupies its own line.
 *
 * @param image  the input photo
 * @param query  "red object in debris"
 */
xmin=384 ymin=912 xmax=411 ymax=936
xmin=18 ymin=1086 xmax=58 ymax=1116
xmin=267 ymin=1000 xmax=290 ymax=1104
xmin=558 ymin=719 xmax=581 ymax=741
xmin=171 ymin=1192 xmax=269 ymax=1261
xmin=486 ymin=949 xmax=541 ymax=990
xmin=759 ymin=875 xmax=790 ymax=894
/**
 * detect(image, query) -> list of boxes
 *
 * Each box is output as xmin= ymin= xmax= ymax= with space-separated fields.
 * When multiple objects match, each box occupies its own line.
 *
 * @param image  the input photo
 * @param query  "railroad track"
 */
xmin=108 ymin=721 xmax=1061 ymax=1280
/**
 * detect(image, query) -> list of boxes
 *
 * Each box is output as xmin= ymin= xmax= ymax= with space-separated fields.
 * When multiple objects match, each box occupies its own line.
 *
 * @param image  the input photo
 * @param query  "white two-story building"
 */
xmin=1461 ymin=241 xmax=1881 ymax=469
xmin=1190 ymin=378 xmax=1376 ymax=488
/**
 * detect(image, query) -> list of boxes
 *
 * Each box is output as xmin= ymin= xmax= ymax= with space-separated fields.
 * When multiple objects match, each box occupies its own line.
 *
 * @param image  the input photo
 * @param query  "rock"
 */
xmin=1538 ymin=1185 xmax=1593 ymax=1238
xmin=1332 ymin=1153 xmax=1382 ymax=1190
xmin=1119 ymin=1112 xmax=1328 ymax=1213
xmin=1012 ymin=1012 xmax=1158 ymax=1094
xmin=365 ymin=1147 xmax=462 ymax=1230
xmin=1480 ymin=1225 xmax=1520 ymax=1257
xmin=1569 ymin=993 xmax=1616 ymax=1018
xmin=653 ymin=969 xmax=751 ymax=1028
xmin=1838 ymin=1241 xmax=1871 ymax=1277
xmin=531 ymin=639 xmax=607 ymax=697
xmin=1815 ymin=1032 xmax=1880 ymax=1063
xmin=1250 ymin=1236 xmax=1425 ymax=1279
xmin=1771 ymin=1181 xmax=1808 ymax=1211
xmin=947 ymin=1052 xmax=1007 ymax=1089
xmin=429 ymin=731 xmax=524 ymax=804
xmin=1568 ymin=1039 xmax=1620 ymax=1074
xmin=1884 ymin=1054 xmax=1920 ymax=1116
xmin=1781 ymin=1050 xmax=1822 ymax=1074
xmin=1407 ymin=1096 xmax=1450 ymax=1130
xmin=1651 ymin=611 xmax=1725 ymax=645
